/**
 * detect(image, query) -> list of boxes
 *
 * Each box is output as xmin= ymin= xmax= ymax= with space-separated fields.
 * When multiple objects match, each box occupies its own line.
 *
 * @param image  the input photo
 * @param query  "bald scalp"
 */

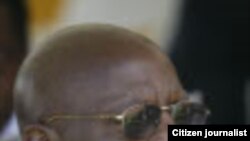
xmin=14 ymin=24 xmax=183 ymax=128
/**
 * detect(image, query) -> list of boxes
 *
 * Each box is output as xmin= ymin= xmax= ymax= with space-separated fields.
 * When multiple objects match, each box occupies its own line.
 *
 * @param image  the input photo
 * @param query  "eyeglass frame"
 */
xmin=40 ymin=98 xmax=211 ymax=125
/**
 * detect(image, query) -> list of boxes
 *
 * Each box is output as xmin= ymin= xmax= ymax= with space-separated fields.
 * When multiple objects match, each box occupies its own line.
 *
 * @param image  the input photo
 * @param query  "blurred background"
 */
xmin=0 ymin=0 xmax=249 ymax=140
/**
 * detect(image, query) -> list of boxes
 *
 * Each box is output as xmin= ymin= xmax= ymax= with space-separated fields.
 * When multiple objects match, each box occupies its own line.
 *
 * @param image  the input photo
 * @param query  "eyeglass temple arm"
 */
xmin=43 ymin=106 xmax=171 ymax=124
xmin=43 ymin=114 xmax=125 ymax=124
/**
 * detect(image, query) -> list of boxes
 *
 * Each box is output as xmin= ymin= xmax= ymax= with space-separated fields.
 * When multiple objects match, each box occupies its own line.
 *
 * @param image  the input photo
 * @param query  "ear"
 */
xmin=22 ymin=125 xmax=60 ymax=141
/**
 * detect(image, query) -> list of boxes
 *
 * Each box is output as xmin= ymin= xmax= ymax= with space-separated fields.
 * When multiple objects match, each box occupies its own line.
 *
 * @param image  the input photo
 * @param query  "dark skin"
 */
xmin=0 ymin=3 xmax=25 ymax=131
xmin=14 ymin=24 xmax=184 ymax=141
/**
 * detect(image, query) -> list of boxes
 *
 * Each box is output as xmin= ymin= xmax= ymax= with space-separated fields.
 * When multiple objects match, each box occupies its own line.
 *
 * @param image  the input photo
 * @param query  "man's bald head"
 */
xmin=14 ymin=24 xmax=184 ymax=141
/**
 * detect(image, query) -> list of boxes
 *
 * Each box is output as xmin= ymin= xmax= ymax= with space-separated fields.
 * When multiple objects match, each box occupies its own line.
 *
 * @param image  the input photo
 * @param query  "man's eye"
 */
xmin=143 ymin=105 xmax=162 ymax=125
xmin=123 ymin=105 xmax=162 ymax=139
xmin=171 ymin=102 xmax=210 ymax=125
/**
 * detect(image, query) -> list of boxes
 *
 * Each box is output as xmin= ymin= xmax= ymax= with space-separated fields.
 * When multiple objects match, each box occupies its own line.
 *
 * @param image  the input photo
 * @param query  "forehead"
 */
xmin=31 ymin=59 xmax=179 ymax=116
xmin=86 ymin=63 xmax=165 ymax=110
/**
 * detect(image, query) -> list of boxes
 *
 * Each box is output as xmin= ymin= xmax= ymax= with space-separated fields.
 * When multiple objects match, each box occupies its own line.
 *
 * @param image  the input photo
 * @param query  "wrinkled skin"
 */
xmin=14 ymin=24 xmax=184 ymax=141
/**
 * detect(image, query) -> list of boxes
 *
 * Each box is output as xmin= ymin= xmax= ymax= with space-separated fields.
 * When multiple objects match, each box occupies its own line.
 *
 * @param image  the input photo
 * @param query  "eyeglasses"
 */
xmin=41 ymin=97 xmax=210 ymax=139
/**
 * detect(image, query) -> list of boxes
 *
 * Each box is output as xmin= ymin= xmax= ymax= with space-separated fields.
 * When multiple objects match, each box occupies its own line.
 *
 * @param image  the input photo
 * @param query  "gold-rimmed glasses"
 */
xmin=41 ymin=98 xmax=210 ymax=139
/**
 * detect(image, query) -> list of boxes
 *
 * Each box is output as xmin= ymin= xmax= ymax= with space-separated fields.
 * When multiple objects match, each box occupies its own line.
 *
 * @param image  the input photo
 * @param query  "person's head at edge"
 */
xmin=0 ymin=0 xmax=27 ymax=131
xmin=14 ymin=24 xmax=185 ymax=141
